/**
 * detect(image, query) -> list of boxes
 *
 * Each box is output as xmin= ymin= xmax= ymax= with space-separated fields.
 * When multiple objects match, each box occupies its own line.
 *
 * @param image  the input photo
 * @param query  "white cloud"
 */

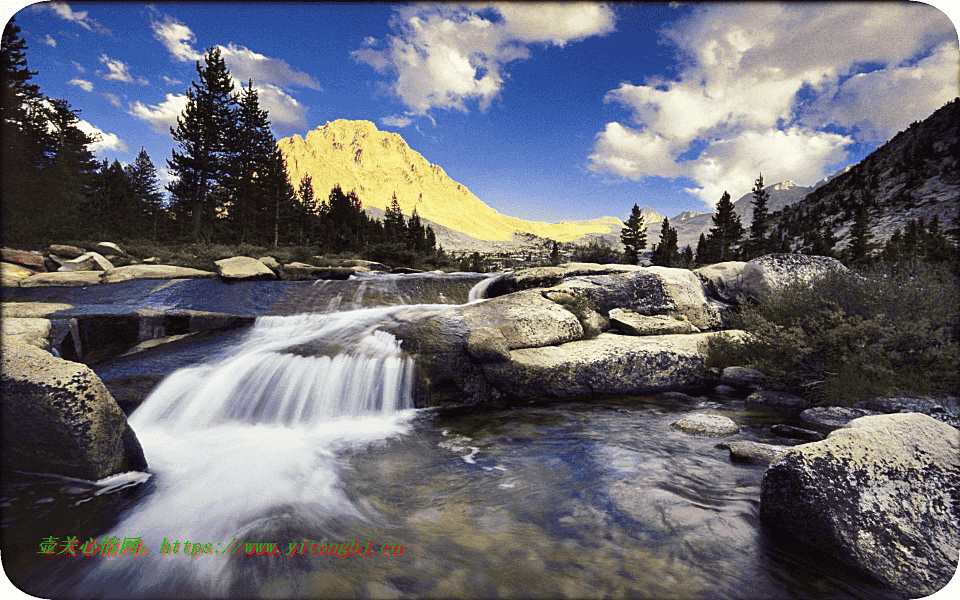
xmin=353 ymin=3 xmax=616 ymax=116
xmin=151 ymin=15 xmax=202 ymax=63
xmin=43 ymin=34 xmax=56 ymax=47
xmin=128 ymin=93 xmax=189 ymax=132
xmin=98 ymin=54 xmax=148 ymax=84
xmin=71 ymin=60 xmax=84 ymax=72
xmin=589 ymin=2 xmax=958 ymax=208
xmin=103 ymin=93 xmax=122 ymax=107
xmin=39 ymin=2 xmax=110 ymax=35
xmin=239 ymin=81 xmax=309 ymax=132
xmin=67 ymin=77 xmax=93 ymax=92
xmin=162 ymin=75 xmax=182 ymax=86
xmin=381 ymin=115 xmax=413 ymax=128
xmin=76 ymin=120 xmax=130 ymax=154
xmin=218 ymin=43 xmax=321 ymax=90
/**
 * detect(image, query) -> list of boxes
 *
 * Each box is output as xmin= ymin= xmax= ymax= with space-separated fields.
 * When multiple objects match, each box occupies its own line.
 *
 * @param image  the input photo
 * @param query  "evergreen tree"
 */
xmin=549 ymin=241 xmax=561 ymax=266
xmin=921 ymin=215 xmax=952 ymax=263
xmin=746 ymin=173 xmax=770 ymax=258
xmin=705 ymin=191 xmax=744 ymax=262
xmin=41 ymin=98 xmax=100 ymax=240
xmin=167 ymin=47 xmax=236 ymax=243
xmin=651 ymin=217 xmax=679 ymax=267
xmin=619 ymin=204 xmax=647 ymax=264
xmin=384 ymin=192 xmax=406 ymax=244
xmin=881 ymin=227 xmax=906 ymax=264
xmin=261 ymin=147 xmax=297 ymax=247
xmin=846 ymin=204 xmax=874 ymax=265
xmin=695 ymin=232 xmax=711 ymax=265
xmin=125 ymin=147 xmax=165 ymax=240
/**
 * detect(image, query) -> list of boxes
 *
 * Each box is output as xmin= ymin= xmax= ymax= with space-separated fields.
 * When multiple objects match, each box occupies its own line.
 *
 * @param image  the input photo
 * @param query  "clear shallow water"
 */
xmin=3 ymin=276 xmax=901 ymax=599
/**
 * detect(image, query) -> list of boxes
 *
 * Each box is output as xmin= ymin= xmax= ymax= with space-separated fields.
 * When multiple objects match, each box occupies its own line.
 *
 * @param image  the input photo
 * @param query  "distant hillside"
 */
xmin=771 ymin=98 xmax=960 ymax=250
xmin=277 ymin=120 xmax=621 ymax=246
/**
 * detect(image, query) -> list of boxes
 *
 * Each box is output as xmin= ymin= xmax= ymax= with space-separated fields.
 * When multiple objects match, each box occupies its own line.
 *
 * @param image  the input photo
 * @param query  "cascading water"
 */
xmin=68 ymin=304 xmax=434 ymax=598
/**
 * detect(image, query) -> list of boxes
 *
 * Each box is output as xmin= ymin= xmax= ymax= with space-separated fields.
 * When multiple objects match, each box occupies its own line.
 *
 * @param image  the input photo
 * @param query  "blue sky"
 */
xmin=5 ymin=1 xmax=959 ymax=223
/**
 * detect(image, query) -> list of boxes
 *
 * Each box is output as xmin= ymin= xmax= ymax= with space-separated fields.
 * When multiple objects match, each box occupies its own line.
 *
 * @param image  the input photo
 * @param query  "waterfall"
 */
xmin=73 ymin=305 xmax=428 ymax=598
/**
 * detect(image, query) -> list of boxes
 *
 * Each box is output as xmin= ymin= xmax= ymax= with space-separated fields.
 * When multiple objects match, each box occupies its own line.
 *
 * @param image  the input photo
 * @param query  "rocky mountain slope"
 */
xmin=277 ymin=120 xmax=621 ymax=247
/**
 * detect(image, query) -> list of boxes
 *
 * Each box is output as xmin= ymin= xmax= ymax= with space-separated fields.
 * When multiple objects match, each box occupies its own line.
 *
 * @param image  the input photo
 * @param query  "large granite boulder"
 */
xmin=1 ymin=317 xmax=52 ymax=349
xmin=480 ymin=331 xmax=731 ymax=399
xmin=58 ymin=251 xmax=114 ymax=272
xmin=760 ymin=413 xmax=959 ymax=598
xmin=608 ymin=308 xmax=699 ymax=335
xmin=854 ymin=396 xmax=960 ymax=429
xmin=101 ymin=264 xmax=216 ymax=283
xmin=1 ymin=248 xmax=45 ymax=271
xmin=1 ymin=262 xmax=34 ymax=287
xmin=484 ymin=263 xmax=641 ymax=297
xmin=215 ymin=256 xmax=277 ymax=280
xmin=1 ymin=336 xmax=147 ymax=480
xmin=800 ymin=406 xmax=882 ymax=430
xmin=740 ymin=254 xmax=846 ymax=300
xmin=695 ymin=261 xmax=747 ymax=304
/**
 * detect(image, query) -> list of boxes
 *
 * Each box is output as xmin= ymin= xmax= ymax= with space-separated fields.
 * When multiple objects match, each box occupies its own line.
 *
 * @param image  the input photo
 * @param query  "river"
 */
xmin=2 ymin=273 xmax=900 ymax=598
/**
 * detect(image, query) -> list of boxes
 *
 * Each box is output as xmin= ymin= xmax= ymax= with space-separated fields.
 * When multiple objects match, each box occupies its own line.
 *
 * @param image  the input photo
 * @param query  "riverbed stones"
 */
xmin=770 ymin=424 xmax=825 ymax=442
xmin=746 ymin=390 xmax=808 ymax=410
xmin=800 ymin=406 xmax=882 ymax=430
xmin=670 ymin=412 xmax=739 ymax=436
xmin=101 ymin=264 xmax=216 ymax=283
xmin=760 ymin=413 xmax=960 ymax=598
xmin=19 ymin=271 xmax=103 ymax=287
xmin=48 ymin=244 xmax=85 ymax=259
xmin=257 ymin=256 xmax=281 ymax=270
xmin=93 ymin=241 xmax=126 ymax=256
xmin=719 ymin=366 xmax=765 ymax=389
xmin=1 ymin=336 xmax=147 ymax=480
xmin=215 ymin=256 xmax=277 ymax=280
xmin=854 ymin=396 xmax=960 ymax=428
xmin=608 ymin=308 xmax=699 ymax=335
xmin=1 ymin=248 xmax=45 ymax=270
xmin=740 ymin=254 xmax=847 ymax=300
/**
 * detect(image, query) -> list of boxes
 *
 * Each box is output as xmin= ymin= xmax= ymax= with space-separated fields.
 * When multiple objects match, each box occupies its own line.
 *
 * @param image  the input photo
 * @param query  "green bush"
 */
xmin=570 ymin=241 xmax=623 ymax=264
xmin=709 ymin=262 xmax=960 ymax=404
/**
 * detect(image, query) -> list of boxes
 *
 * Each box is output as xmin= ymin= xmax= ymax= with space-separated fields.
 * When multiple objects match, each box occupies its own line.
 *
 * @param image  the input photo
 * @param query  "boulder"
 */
xmin=719 ymin=366 xmax=766 ymax=389
xmin=465 ymin=327 xmax=511 ymax=362
xmin=760 ymin=413 xmax=960 ymax=598
xmin=348 ymin=259 xmax=391 ymax=274
xmin=19 ymin=271 xmax=103 ymax=287
xmin=608 ymin=308 xmax=700 ymax=335
xmin=746 ymin=390 xmax=808 ymax=410
xmin=101 ymin=264 xmax=216 ymax=283
xmin=721 ymin=440 xmax=792 ymax=463
xmin=484 ymin=263 xmax=641 ymax=298
xmin=1 ymin=336 xmax=147 ymax=480
xmin=455 ymin=289 xmax=584 ymax=351
xmin=694 ymin=261 xmax=747 ymax=304
xmin=58 ymin=251 xmax=114 ymax=272
xmin=93 ymin=241 xmax=126 ymax=256
xmin=1 ymin=302 xmax=72 ymax=318
xmin=278 ymin=262 xmax=327 ymax=281
xmin=214 ymin=256 xmax=277 ymax=280
xmin=481 ymin=332 xmax=728 ymax=399
xmin=1 ymin=317 xmax=52 ymax=349
xmin=854 ymin=396 xmax=960 ymax=429
xmin=48 ymin=244 xmax=85 ymax=259
xmin=800 ymin=406 xmax=882 ymax=430
xmin=740 ymin=254 xmax=846 ymax=300
xmin=258 ymin=256 xmax=281 ymax=270
xmin=670 ymin=412 xmax=739 ymax=436
xmin=1 ymin=262 xmax=34 ymax=287
xmin=1 ymin=248 xmax=45 ymax=271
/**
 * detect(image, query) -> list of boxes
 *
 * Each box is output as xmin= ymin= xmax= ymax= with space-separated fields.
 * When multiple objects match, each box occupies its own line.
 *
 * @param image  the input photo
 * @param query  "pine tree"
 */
xmin=260 ymin=147 xmax=297 ymax=247
xmin=167 ymin=47 xmax=236 ymax=243
xmin=846 ymin=204 xmax=874 ymax=265
xmin=619 ymin=204 xmax=647 ymax=264
xmin=549 ymin=241 xmax=561 ymax=266
xmin=705 ymin=191 xmax=744 ymax=262
xmin=746 ymin=173 xmax=770 ymax=258
xmin=651 ymin=217 xmax=679 ymax=267
xmin=384 ymin=192 xmax=405 ymax=244
xmin=41 ymin=98 xmax=100 ymax=240
xmin=125 ymin=147 xmax=165 ymax=240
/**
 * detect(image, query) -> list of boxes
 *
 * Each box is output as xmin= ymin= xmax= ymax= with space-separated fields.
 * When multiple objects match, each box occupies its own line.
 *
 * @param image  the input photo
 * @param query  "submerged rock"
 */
xmin=746 ymin=390 xmax=808 ymax=410
xmin=800 ymin=406 xmax=882 ymax=430
xmin=1 ymin=336 xmax=147 ymax=480
xmin=770 ymin=424 xmax=824 ymax=442
xmin=721 ymin=440 xmax=792 ymax=463
xmin=760 ymin=413 xmax=960 ymax=598
xmin=670 ymin=412 xmax=739 ymax=436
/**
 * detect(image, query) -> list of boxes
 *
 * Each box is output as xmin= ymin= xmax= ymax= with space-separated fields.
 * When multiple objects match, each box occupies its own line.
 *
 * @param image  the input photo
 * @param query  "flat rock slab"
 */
xmin=1 ymin=302 xmax=72 ymax=318
xmin=102 ymin=264 xmax=216 ymax=283
xmin=800 ymin=406 xmax=882 ymax=430
xmin=215 ymin=256 xmax=277 ymax=280
xmin=608 ymin=308 xmax=699 ymax=335
xmin=1 ymin=262 xmax=35 ymax=287
xmin=671 ymin=413 xmax=739 ymax=436
xmin=48 ymin=244 xmax=85 ymax=259
xmin=1 ymin=248 xmax=44 ymax=270
xmin=482 ymin=332 xmax=726 ymax=399
xmin=760 ymin=413 xmax=960 ymax=597
xmin=722 ymin=440 xmax=791 ymax=463
xmin=19 ymin=271 xmax=103 ymax=287
xmin=58 ymin=251 xmax=114 ymax=272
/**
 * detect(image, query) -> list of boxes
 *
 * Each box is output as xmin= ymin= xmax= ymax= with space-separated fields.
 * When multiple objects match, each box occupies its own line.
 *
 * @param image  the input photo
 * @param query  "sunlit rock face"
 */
xmin=277 ymin=119 xmax=621 ymax=242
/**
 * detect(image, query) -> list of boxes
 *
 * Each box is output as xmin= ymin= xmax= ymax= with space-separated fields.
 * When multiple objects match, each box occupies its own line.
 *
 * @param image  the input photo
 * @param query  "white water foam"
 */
xmin=75 ymin=306 xmax=434 ymax=597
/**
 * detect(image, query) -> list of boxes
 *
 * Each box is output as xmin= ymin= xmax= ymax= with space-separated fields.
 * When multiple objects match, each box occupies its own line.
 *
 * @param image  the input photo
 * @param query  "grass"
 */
xmin=707 ymin=261 xmax=960 ymax=405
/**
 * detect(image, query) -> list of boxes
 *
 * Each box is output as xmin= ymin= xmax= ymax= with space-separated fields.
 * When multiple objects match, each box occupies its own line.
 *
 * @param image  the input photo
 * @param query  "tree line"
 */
xmin=1 ymin=24 xmax=439 ymax=266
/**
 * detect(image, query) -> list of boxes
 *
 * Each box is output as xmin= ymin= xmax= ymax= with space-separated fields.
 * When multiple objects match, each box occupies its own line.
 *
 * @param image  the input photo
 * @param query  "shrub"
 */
xmin=709 ymin=261 xmax=960 ymax=404
xmin=570 ymin=241 xmax=623 ymax=264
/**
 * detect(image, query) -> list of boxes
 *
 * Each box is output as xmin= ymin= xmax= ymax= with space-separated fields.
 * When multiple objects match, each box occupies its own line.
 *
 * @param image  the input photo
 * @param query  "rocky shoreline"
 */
xmin=1 ymin=245 xmax=957 ymax=597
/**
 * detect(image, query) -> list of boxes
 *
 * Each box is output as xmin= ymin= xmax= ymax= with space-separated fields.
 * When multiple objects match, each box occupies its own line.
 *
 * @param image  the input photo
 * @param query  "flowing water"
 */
xmin=4 ymin=274 xmax=900 ymax=599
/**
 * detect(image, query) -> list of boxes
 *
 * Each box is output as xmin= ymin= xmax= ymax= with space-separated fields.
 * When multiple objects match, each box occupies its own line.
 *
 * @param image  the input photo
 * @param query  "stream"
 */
xmin=2 ymin=273 xmax=900 ymax=599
